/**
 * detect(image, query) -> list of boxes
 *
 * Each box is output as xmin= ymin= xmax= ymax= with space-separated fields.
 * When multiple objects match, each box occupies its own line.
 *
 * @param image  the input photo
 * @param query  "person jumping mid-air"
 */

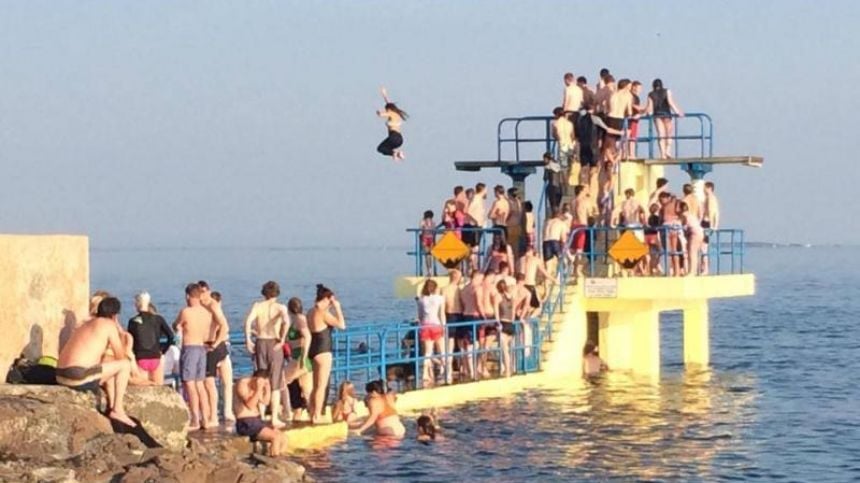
xmin=376 ymin=86 xmax=408 ymax=161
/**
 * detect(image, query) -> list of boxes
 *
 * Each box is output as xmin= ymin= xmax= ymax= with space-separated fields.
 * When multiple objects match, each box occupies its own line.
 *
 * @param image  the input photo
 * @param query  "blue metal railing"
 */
xmin=621 ymin=112 xmax=714 ymax=160
xmin=537 ymin=224 xmax=745 ymax=344
xmin=563 ymin=225 xmax=744 ymax=278
xmin=329 ymin=317 xmax=544 ymax=397
xmin=407 ymin=227 xmax=504 ymax=277
xmin=497 ymin=116 xmax=554 ymax=162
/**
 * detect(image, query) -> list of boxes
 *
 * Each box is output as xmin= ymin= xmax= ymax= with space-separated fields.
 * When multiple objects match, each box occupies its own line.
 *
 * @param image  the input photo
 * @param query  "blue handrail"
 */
xmin=497 ymin=116 xmax=554 ymax=162
xmin=621 ymin=112 xmax=714 ymax=160
xmin=537 ymin=224 xmax=745 ymax=344
xmin=328 ymin=317 xmax=544 ymax=398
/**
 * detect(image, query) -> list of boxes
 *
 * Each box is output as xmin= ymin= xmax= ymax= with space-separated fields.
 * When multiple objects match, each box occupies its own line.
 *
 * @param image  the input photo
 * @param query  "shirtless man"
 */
xmin=619 ymin=188 xmax=647 ymax=275
xmin=562 ymin=72 xmax=584 ymax=120
xmin=477 ymin=271 xmax=499 ymax=378
xmin=629 ymin=81 xmax=646 ymax=159
xmin=174 ymin=283 xmax=214 ymax=430
xmin=542 ymin=209 xmax=568 ymax=264
xmin=464 ymin=183 xmax=488 ymax=270
xmin=606 ymin=79 xmax=633 ymax=168
xmin=518 ymin=246 xmax=557 ymax=319
xmin=453 ymin=186 xmax=468 ymax=213
xmin=659 ymin=192 xmax=685 ymax=276
xmin=577 ymin=76 xmax=595 ymax=112
xmin=701 ymin=181 xmax=720 ymax=275
xmin=57 ymin=297 xmax=136 ymax=427
xmin=488 ymin=185 xmax=510 ymax=241
xmin=562 ymin=72 xmax=584 ymax=146
xmin=244 ymin=281 xmax=290 ymax=428
xmin=458 ymin=270 xmax=484 ymax=381
xmin=442 ymin=269 xmax=463 ymax=382
xmin=571 ymin=185 xmax=592 ymax=277
xmin=648 ymin=177 xmax=669 ymax=208
xmin=620 ymin=189 xmax=646 ymax=231
xmin=506 ymin=187 xmax=523 ymax=259
xmin=682 ymin=184 xmax=702 ymax=222
xmin=198 ymin=281 xmax=231 ymax=427
xmin=234 ymin=369 xmax=287 ymax=456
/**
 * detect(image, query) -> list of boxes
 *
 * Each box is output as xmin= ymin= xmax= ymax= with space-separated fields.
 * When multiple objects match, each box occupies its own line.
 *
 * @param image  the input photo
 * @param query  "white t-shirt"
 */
xmin=417 ymin=294 xmax=445 ymax=326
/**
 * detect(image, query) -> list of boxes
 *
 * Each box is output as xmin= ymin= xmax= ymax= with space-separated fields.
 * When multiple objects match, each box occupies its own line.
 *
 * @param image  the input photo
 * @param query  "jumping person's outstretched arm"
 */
xmin=380 ymin=86 xmax=391 ymax=104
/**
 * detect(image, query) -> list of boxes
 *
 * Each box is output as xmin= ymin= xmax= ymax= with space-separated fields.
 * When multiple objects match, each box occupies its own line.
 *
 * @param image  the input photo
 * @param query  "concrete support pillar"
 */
xmin=598 ymin=305 xmax=660 ymax=378
xmin=683 ymin=301 xmax=710 ymax=368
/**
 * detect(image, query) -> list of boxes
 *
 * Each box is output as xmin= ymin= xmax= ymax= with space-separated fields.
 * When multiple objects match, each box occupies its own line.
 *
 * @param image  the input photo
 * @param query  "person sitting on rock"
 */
xmin=235 ymin=369 xmax=287 ymax=456
xmin=56 ymin=296 xmax=136 ymax=427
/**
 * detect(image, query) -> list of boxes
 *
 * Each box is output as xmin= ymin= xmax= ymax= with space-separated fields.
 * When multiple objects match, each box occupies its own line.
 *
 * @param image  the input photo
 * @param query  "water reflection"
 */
xmin=299 ymin=370 xmax=759 ymax=481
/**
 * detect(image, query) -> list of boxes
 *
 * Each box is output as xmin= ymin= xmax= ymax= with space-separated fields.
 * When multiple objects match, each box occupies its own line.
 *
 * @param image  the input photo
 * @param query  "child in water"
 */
xmin=332 ymin=381 xmax=358 ymax=423
xmin=420 ymin=210 xmax=436 ymax=275
xmin=417 ymin=410 xmax=442 ymax=442
xmin=582 ymin=340 xmax=608 ymax=378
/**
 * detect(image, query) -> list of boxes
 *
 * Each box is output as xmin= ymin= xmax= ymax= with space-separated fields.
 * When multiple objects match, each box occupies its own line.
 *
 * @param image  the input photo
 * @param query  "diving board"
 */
xmin=628 ymin=156 xmax=764 ymax=168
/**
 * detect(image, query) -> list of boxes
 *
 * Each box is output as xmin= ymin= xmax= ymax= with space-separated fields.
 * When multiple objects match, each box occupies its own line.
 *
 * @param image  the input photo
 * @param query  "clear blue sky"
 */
xmin=1 ymin=1 xmax=856 ymax=247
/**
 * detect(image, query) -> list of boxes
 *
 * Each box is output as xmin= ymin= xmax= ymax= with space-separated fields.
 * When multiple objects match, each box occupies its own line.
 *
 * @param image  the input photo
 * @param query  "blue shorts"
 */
xmin=543 ymin=240 xmax=562 ymax=261
xmin=236 ymin=416 xmax=266 ymax=441
xmin=180 ymin=345 xmax=207 ymax=382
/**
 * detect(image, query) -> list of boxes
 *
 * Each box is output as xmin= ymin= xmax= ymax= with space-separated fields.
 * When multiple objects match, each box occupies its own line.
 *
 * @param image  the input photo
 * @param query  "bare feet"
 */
xmin=204 ymin=419 xmax=220 ymax=430
xmin=109 ymin=410 xmax=137 ymax=428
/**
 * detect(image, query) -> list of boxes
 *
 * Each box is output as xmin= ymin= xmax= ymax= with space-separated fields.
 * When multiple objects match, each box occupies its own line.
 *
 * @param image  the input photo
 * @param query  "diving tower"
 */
xmin=396 ymin=111 xmax=761 ymax=380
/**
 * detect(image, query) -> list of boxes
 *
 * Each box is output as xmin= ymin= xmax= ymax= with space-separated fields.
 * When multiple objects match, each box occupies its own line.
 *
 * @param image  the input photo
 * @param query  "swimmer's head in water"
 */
xmin=417 ymin=415 xmax=436 ymax=440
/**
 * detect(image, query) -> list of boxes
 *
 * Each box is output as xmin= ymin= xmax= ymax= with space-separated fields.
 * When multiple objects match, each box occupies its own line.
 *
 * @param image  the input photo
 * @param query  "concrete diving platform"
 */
xmin=545 ymin=274 xmax=755 ymax=381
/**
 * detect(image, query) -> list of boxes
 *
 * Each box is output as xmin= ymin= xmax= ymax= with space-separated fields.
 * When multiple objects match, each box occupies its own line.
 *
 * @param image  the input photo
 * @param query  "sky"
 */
xmin=0 ymin=1 xmax=857 ymax=247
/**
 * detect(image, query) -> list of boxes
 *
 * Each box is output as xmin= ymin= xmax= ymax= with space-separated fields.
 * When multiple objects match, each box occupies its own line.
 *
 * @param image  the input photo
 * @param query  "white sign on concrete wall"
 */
xmin=584 ymin=278 xmax=618 ymax=298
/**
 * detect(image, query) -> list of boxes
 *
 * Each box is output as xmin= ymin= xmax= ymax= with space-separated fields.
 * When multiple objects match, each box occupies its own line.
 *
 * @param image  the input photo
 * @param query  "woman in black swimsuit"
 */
xmin=645 ymin=78 xmax=684 ymax=159
xmin=307 ymin=284 xmax=346 ymax=424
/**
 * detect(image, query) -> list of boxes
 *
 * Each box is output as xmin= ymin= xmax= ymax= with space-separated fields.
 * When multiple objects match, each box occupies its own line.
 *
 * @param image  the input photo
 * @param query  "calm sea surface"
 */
xmin=92 ymin=246 xmax=860 ymax=482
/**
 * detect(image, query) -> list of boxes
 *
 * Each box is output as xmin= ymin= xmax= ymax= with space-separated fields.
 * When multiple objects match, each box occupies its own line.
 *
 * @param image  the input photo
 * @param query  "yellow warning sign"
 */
xmin=608 ymin=230 xmax=649 ymax=269
xmin=430 ymin=231 xmax=471 ymax=269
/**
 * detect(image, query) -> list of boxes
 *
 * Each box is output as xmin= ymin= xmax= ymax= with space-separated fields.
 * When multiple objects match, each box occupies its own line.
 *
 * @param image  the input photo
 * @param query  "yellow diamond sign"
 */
xmin=430 ymin=231 xmax=471 ymax=269
xmin=608 ymin=230 xmax=649 ymax=269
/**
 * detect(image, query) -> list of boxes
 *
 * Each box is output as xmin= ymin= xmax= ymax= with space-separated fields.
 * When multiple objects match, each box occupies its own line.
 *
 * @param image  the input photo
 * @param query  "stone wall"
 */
xmin=0 ymin=234 xmax=89 ymax=379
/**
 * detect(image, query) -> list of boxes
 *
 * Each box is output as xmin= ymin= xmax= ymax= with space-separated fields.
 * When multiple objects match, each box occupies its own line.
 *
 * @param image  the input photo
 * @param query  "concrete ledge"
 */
xmin=284 ymin=422 xmax=348 ymax=451
xmin=584 ymin=274 xmax=755 ymax=311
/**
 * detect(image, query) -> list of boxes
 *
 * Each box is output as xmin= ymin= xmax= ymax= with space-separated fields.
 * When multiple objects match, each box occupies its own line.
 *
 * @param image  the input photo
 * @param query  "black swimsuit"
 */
xmin=308 ymin=326 xmax=333 ymax=359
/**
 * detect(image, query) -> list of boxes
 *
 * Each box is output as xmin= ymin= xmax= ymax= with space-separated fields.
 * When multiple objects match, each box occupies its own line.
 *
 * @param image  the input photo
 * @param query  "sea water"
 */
xmin=92 ymin=246 xmax=860 ymax=482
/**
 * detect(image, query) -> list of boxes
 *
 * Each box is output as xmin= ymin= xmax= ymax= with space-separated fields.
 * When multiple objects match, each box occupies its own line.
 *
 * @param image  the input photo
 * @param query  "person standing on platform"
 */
xmin=543 ymin=152 xmax=563 ymax=212
xmin=173 ymin=283 xmax=213 ymax=430
xmin=488 ymin=185 xmax=510 ymax=241
xmin=243 ymin=281 xmax=289 ymax=428
xmin=644 ymin=78 xmax=684 ymax=159
xmin=506 ymin=187 xmax=524 ymax=259
xmin=464 ymin=183 xmax=488 ymax=270
xmin=701 ymin=181 xmax=721 ymax=275
xmin=127 ymin=292 xmax=174 ymax=385
xmin=307 ymin=284 xmax=346 ymax=424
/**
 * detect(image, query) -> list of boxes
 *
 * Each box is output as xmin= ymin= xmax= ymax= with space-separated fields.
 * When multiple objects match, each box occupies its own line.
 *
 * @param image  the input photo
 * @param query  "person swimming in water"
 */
xmin=416 ymin=414 xmax=439 ymax=442
xmin=582 ymin=340 xmax=608 ymax=378
xmin=376 ymin=86 xmax=408 ymax=161
xmin=352 ymin=380 xmax=405 ymax=438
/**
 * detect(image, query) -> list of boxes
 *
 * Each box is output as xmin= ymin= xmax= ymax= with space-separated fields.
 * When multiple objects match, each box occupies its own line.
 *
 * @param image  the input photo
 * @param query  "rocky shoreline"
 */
xmin=0 ymin=385 xmax=309 ymax=482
